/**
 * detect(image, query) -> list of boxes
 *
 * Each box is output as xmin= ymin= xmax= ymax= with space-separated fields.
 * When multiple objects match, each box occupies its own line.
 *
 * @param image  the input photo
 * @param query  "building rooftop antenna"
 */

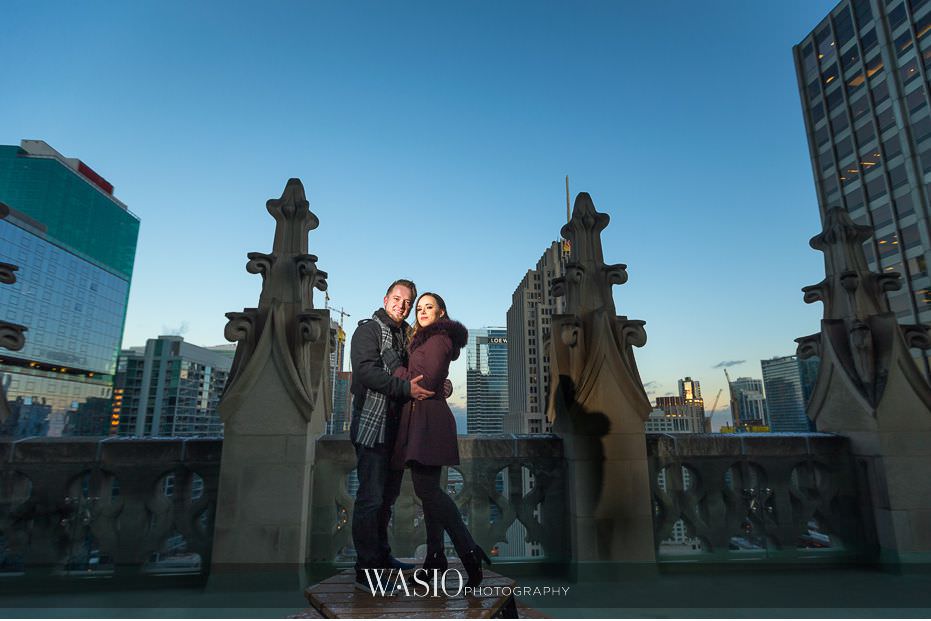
xmin=562 ymin=175 xmax=571 ymax=256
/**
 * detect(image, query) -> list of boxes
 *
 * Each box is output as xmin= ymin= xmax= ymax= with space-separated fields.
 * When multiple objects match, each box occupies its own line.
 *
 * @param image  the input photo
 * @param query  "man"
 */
xmin=349 ymin=278 xmax=433 ymax=587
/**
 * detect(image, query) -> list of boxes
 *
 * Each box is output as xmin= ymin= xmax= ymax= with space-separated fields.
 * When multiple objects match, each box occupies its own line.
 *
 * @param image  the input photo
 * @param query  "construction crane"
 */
xmin=707 ymin=388 xmax=723 ymax=421
xmin=324 ymin=293 xmax=351 ymax=376
xmin=327 ymin=305 xmax=351 ymax=330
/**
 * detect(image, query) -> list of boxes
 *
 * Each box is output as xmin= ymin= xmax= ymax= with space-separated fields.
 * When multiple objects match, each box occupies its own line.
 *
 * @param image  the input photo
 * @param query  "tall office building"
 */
xmin=505 ymin=241 xmax=568 ymax=434
xmin=329 ymin=370 xmax=352 ymax=434
xmin=651 ymin=376 xmax=707 ymax=433
xmin=729 ymin=377 xmax=769 ymax=429
xmin=647 ymin=377 xmax=707 ymax=433
xmin=328 ymin=318 xmax=345 ymax=412
xmin=465 ymin=327 xmax=508 ymax=434
xmin=113 ymin=336 xmax=231 ymax=437
xmin=0 ymin=140 xmax=140 ymax=437
xmin=794 ymin=0 xmax=931 ymax=376
xmin=761 ymin=355 xmax=820 ymax=432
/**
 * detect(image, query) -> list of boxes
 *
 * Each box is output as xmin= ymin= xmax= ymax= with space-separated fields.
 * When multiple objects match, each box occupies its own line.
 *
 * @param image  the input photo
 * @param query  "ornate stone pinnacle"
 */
xmin=218 ymin=179 xmax=331 ymax=422
xmin=0 ymin=321 xmax=26 ymax=352
xmin=554 ymin=192 xmax=629 ymax=317
xmin=547 ymin=192 xmax=651 ymax=426
xmin=797 ymin=207 xmax=931 ymax=413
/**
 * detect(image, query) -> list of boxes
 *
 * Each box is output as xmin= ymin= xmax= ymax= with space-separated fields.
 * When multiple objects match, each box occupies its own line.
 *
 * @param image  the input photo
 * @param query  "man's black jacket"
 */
xmin=349 ymin=308 xmax=411 ymax=411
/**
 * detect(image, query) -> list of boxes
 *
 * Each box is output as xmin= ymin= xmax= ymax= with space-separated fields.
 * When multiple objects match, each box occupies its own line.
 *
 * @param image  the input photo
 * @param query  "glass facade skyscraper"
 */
xmin=794 ymin=0 xmax=931 ymax=376
xmin=465 ymin=327 xmax=508 ymax=434
xmin=730 ymin=377 xmax=768 ymax=429
xmin=761 ymin=355 xmax=819 ymax=432
xmin=0 ymin=140 xmax=139 ymax=437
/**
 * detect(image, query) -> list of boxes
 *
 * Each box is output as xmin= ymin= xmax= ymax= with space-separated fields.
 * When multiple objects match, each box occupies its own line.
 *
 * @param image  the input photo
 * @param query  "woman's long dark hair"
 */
xmin=408 ymin=292 xmax=450 ymax=341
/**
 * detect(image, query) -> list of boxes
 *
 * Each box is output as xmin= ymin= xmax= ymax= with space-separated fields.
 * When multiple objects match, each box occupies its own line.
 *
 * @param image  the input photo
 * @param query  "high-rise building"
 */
xmin=729 ymin=377 xmax=768 ymax=429
xmin=505 ymin=241 xmax=568 ymax=434
xmin=794 ymin=0 xmax=931 ymax=377
xmin=465 ymin=327 xmax=508 ymax=434
xmin=501 ymin=240 xmax=567 ymax=560
xmin=647 ymin=376 xmax=707 ymax=433
xmin=328 ymin=318 xmax=345 ymax=404
xmin=0 ymin=140 xmax=140 ymax=437
xmin=644 ymin=408 xmax=695 ymax=433
xmin=761 ymin=355 xmax=820 ymax=432
xmin=329 ymin=370 xmax=352 ymax=434
xmin=113 ymin=336 xmax=231 ymax=437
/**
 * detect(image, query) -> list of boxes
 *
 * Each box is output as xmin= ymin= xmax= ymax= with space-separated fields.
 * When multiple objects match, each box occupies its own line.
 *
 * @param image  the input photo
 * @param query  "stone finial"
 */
xmin=545 ymin=192 xmax=655 ymax=564
xmin=212 ymin=179 xmax=333 ymax=567
xmin=218 ymin=178 xmax=331 ymax=422
xmin=797 ymin=207 xmax=931 ymax=562
xmin=796 ymin=207 xmax=931 ymax=416
xmin=547 ymin=192 xmax=651 ymax=425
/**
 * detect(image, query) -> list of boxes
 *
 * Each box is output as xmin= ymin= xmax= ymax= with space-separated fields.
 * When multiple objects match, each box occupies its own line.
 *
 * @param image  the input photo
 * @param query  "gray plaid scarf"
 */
xmin=353 ymin=313 xmax=403 ymax=447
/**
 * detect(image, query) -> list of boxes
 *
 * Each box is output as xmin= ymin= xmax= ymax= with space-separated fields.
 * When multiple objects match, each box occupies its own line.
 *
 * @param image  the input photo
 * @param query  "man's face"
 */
xmin=383 ymin=285 xmax=414 ymax=324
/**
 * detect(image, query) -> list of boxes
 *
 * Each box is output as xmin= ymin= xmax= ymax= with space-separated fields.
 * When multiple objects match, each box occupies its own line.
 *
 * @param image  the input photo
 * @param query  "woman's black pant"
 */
xmin=410 ymin=463 xmax=475 ymax=557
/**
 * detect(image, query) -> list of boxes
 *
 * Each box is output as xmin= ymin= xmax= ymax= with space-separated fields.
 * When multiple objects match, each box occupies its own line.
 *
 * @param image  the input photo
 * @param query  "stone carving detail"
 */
xmin=212 ymin=179 xmax=332 ymax=566
xmin=648 ymin=434 xmax=867 ymax=560
xmin=796 ymin=207 xmax=931 ymax=562
xmin=796 ymin=207 xmax=931 ymax=417
xmin=309 ymin=436 xmax=568 ymax=564
xmin=0 ymin=322 xmax=26 ymax=352
xmin=219 ymin=179 xmax=331 ymax=421
xmin=546 ymin=192 xmax=651 ymax=425
xmin=0 ymin=205 xmax=24 ymax=426
xmin=0 ymin=262 xmax=17 ymax=286
xmin=0 ymin=438 xmax=219 ymax=576
xmin=545 ymin=192 xmax=655 ymax=563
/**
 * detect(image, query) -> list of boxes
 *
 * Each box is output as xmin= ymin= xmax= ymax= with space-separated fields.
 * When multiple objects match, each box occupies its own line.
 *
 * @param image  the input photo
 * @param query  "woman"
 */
xmin=391 ymin=292 xmax=491 ymax=587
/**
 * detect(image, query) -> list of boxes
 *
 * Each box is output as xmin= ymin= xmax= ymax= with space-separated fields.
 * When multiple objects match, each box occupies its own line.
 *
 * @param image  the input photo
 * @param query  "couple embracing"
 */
xmin=348 ymin=278 xmax=490 ymax=591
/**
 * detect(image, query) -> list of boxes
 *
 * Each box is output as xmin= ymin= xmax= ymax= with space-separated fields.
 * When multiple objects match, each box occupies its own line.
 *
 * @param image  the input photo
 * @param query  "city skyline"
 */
xmin=2 ymin=1 xmax=838 ymax=429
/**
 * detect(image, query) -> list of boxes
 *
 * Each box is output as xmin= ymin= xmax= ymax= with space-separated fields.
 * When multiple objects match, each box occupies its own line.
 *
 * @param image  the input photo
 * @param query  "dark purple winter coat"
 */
xmin=390 ymin=319 xmax=468 ymax=469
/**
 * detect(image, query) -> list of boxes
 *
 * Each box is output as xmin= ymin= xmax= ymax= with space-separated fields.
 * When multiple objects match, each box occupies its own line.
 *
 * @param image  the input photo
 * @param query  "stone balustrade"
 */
xmin=648 ymin=433 xmax=871 ymax=561
xmin=0 ymin=431 xmax=873 ymax=575
xmin=309 ymin=434 xmax=568 ymax=564
xmin=0 ymin=437 xmax=221 ymax=576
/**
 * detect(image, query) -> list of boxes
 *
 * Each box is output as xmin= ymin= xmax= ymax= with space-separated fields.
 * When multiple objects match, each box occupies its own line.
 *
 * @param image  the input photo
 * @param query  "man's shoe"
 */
xmin=355 ymin=569 xmax=372 ymax=592
xmin=385 ymin=555 xmax=416 ymax=572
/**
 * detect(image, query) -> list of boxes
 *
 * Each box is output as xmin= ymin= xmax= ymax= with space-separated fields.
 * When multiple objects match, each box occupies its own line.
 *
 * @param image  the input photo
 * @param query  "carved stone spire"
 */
xmin=219 ymin=179 xmax=331 ymax=422
xmin=212 ymin=179 xmax=332 ymax=566
xmin=796 ymin=207 xmax=931 ymax=416
xmin=547 ymin=192 xmax=651 ymax=425
xmin=546 ymin=192 xmax=654 ymax=563
xmin=796 ymin=206 xmax=931 ymax=562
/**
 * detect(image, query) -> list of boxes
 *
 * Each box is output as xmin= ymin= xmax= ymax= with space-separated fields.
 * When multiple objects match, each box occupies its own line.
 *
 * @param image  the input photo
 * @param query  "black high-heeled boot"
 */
xmin=422 ymin=550 xmax=448 ymax=572
xmin=460 ymin=547 xmax=491 ymax=588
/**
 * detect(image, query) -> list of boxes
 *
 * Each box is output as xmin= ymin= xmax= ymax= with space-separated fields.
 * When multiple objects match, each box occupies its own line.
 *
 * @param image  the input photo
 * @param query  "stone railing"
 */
xmin=309 ymin=434 xmax=568 ymax=564
xmin=0 ymin=437 xmax=221 ymax=576
xmin=0 ymin=431 xmax=873 ymax=573
xmin=647 ymin=433 xmax=872 ymax=561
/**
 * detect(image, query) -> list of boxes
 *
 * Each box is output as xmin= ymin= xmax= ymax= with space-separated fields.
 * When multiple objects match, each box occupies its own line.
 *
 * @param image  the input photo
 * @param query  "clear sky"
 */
xmin=2 ymin=0 xmax=838 ymax=429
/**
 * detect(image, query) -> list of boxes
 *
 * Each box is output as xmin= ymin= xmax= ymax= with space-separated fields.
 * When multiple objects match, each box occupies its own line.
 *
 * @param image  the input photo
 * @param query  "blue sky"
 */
xmin=2 ymin=0 xmax=837 ymax=429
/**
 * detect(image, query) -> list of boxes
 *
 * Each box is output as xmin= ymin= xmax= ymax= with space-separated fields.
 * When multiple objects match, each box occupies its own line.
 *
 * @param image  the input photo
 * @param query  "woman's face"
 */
xmin=416 ymin=295 xmax=445 ymax=328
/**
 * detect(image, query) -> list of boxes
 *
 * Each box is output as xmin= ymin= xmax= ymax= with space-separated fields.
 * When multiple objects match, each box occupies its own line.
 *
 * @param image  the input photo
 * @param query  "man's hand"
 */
xmin=410 ymin=375 xmax=435 ymax=401
xmin=442 ymin=379 xmax=453 ymax=399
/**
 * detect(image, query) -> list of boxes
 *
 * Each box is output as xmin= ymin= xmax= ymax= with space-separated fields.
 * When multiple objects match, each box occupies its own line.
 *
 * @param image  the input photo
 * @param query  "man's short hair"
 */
xmin=386 ymin=278 xmax=417 ymax=300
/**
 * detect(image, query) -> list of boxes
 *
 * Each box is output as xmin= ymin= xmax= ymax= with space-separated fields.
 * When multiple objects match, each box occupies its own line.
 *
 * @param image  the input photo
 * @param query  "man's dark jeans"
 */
xmin=351 ymin=439 xmax=403 ymax=570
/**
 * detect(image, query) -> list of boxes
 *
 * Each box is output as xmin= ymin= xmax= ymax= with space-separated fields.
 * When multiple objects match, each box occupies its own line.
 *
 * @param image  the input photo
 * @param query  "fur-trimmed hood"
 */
xmin=409 ymin=319 xmax=469 ymax=360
